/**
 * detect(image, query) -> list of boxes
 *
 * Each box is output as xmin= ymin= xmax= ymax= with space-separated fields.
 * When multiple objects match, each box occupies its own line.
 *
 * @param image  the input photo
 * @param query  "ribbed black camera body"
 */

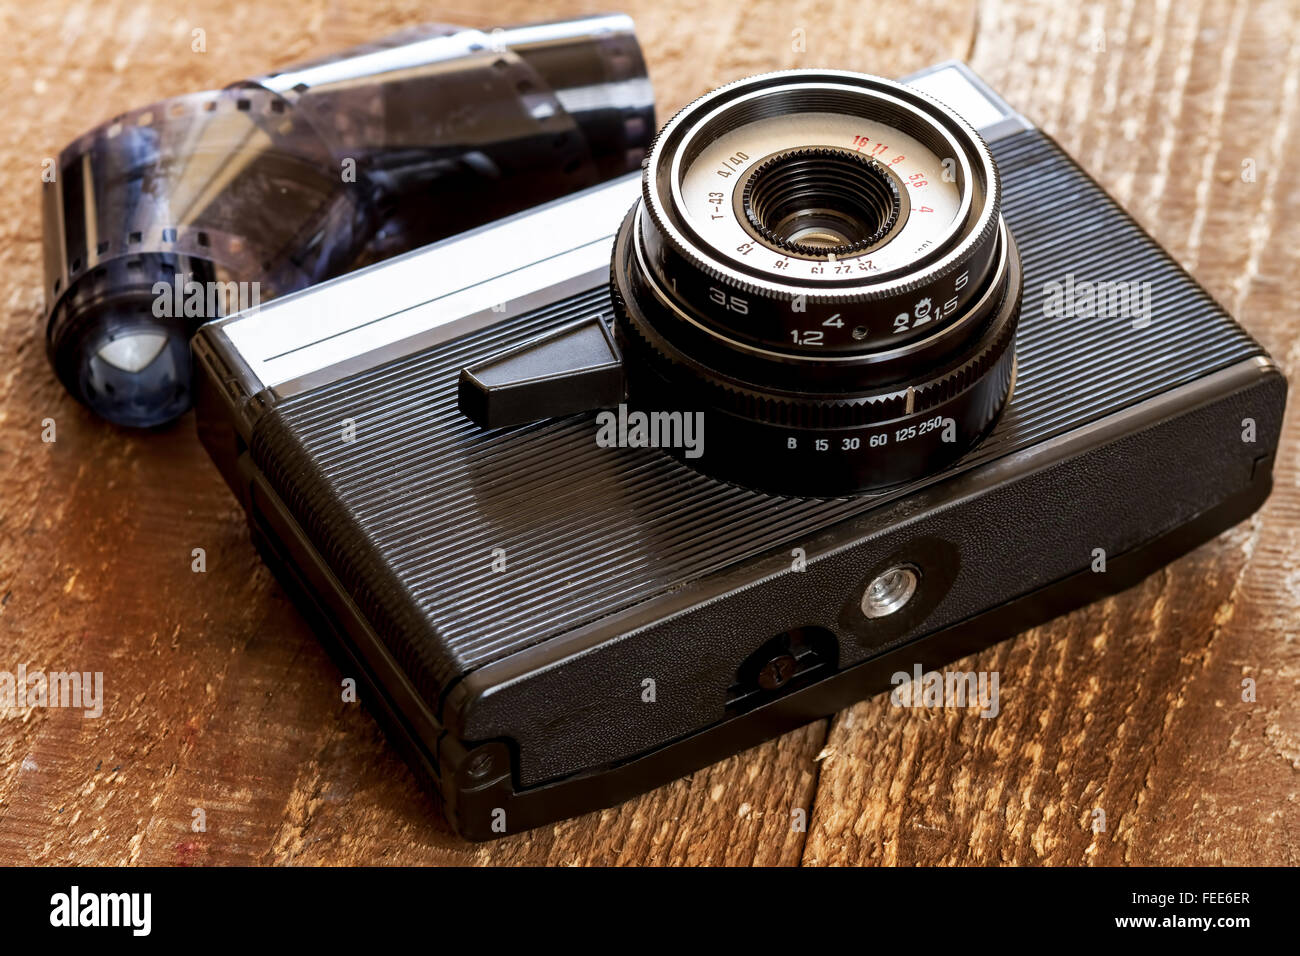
xmin=194 ymin=64 xmax=1285 ymax=840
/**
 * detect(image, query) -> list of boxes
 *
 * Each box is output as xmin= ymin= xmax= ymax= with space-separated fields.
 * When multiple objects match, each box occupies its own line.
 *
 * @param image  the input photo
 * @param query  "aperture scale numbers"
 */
xmin=681 ymin=110 xmax=963 ymax=283
xmin=849 ymin=133 xmax=935 ymax=214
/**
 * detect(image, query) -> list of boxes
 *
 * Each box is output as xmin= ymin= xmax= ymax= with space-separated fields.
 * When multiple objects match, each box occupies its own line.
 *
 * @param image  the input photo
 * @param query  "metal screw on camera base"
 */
xmin=466 ymin=750 xmax=496 ymax=780
xmin=757 ymin=653 xmax=798 ymax=690
xmin=861 ymin=565 xmax=919 ymax=618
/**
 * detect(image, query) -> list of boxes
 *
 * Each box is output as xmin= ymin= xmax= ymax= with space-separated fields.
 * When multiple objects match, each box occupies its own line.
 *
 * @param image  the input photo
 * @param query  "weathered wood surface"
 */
xmin=0 ymin=0 xmax=1296 ymax=865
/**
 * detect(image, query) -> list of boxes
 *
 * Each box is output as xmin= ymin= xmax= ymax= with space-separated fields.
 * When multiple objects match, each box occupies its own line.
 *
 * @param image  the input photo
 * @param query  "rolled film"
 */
xmin=41 ymin=15 xmax=655 ymax=426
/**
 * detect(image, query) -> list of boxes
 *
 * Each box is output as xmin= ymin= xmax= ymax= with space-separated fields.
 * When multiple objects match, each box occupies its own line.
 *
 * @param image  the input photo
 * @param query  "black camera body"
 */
xmin=193 ymin=63 xmax=1286 ymax=840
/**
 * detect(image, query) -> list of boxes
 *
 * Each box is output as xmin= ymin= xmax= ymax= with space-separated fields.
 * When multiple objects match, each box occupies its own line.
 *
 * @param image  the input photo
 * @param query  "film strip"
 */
xmin=41 ymin=15 xmax=655 ymax=426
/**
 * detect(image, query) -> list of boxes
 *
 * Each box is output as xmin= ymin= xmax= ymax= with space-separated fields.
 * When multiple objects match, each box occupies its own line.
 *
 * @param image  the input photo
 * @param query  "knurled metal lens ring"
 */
xmin=638 ymin=70 xmax=1002 ymax=356
xmin=737 ymin=147 xmax=905 ymax=259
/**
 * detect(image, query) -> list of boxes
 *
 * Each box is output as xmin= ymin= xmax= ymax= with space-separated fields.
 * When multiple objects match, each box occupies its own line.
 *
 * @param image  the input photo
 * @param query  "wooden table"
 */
xmin=1 ymin=0 xmax=1296 ymax=866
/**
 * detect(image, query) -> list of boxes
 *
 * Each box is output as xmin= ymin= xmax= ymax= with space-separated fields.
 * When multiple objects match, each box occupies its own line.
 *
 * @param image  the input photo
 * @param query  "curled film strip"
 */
xmin=42 ymin=15 xmax=655 ymax=426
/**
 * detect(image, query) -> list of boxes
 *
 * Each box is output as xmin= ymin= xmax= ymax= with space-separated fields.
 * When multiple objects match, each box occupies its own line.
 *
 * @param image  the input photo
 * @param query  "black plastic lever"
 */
xmin=457 ymin=317 xmax=626 ymax=429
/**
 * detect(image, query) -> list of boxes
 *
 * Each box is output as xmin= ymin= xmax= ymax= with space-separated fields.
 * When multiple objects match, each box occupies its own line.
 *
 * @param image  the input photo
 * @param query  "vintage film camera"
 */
xmin=182 ymin=62 xmax=1283 ymax=841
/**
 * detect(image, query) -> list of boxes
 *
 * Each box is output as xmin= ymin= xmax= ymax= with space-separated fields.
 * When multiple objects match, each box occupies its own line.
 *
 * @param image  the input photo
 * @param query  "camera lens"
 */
xmin=611 ymin=70 xmax=1022 ymax=495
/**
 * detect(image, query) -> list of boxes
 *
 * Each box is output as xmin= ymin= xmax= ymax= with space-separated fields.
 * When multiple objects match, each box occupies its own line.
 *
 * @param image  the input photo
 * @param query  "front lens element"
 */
xmin=740 ymin=147 xmax=903 ymax=257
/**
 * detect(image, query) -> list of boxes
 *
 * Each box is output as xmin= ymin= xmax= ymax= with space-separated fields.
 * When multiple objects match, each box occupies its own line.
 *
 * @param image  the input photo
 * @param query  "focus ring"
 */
xmin=612 ymin=225 xmax=1022 ymax=430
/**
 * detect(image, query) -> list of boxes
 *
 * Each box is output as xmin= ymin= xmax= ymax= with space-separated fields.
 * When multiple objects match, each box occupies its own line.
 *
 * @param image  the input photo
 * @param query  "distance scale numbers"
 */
xmin=888 ymin=267 xmax=970 ymax=336
xmin=782 ymin=265 xmax=972 ymax=348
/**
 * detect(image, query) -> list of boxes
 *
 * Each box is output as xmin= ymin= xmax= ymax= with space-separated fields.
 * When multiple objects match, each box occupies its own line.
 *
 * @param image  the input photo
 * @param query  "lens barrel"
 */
xmin=611 ymin=69 xmax=1022 ymax=496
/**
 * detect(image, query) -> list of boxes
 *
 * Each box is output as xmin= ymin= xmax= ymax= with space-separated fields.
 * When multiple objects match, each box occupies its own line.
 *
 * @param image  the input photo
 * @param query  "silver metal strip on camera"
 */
xmin=901 ymin=61 xmax=1032 ymax=143
xmin=211 ymin=63 xmax=1029 ymax=399
xmin=213 ymin=174 xmax=641 ymax=396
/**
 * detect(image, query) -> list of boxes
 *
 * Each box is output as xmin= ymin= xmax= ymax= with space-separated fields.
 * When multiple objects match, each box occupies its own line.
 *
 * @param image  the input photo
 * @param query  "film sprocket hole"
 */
xmin=185 ymin=61 xmax=1285 ymax=841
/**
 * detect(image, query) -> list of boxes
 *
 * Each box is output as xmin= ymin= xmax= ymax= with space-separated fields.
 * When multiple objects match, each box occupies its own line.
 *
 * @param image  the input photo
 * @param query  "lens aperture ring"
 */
xmin=638 ymin=70 xmax=1003 ymax=356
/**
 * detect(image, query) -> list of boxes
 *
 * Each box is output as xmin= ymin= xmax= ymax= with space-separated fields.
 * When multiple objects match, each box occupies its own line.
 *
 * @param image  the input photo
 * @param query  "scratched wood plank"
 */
xmin=2 ymin=0 xmax=1293 ymax=867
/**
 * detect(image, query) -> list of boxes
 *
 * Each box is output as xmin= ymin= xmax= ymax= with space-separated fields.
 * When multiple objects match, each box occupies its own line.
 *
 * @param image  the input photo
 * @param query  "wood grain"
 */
xmin=0 ymin=0 xmax=1295 ymax=866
